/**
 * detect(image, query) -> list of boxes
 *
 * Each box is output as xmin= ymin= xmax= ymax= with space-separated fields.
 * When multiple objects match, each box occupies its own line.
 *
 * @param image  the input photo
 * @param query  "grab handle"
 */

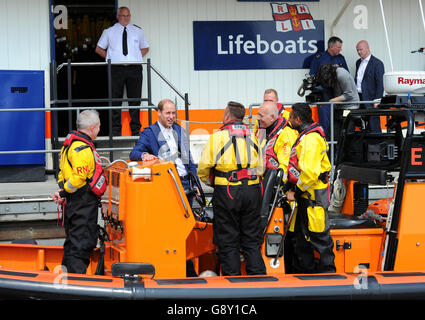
xmin=167 ymin=168 xmax=190 ymax=218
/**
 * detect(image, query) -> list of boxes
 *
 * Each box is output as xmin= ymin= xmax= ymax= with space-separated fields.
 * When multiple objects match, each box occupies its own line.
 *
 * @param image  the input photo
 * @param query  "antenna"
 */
xmin=419 ymin=0 xmax=425 ymax=33
xmin=379 ymin=0 xmax=394 ymax=71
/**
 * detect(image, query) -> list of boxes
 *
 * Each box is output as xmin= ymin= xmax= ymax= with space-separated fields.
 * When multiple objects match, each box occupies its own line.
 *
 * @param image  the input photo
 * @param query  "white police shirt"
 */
xmin=97 ymin=23 xmax=149 ymax=63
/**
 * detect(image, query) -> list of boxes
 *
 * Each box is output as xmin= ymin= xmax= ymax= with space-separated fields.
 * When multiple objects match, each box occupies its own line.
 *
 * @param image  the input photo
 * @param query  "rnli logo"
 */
xmin=271 ymin=3 xmax=316 ymax=32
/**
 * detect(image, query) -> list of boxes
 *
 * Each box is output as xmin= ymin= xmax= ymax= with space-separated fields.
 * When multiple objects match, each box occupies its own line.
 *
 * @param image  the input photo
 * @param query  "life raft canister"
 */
xmin=287 ymin=122 xmax=326 ymax=185
xmin=63 ymin=130 xmax=108 ymax=197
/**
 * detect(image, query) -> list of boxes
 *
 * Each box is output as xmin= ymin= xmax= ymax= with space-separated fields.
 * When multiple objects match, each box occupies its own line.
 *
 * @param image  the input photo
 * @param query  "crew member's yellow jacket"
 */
xmin=289 ymin=130 xmax=331 ymax=233
xmin=198 ymin=123 xmax=262 ymax=186
xmin=295 ymin=131 xmax=331 ymax=194
xmin=58 ymin=140 xmax=95 ymax=194
xmin=257 ymin=121 xmax=298 ymax=182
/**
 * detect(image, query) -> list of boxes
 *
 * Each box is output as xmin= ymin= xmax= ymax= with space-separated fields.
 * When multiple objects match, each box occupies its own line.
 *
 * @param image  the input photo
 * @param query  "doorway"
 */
xmin=52 ymin=0 xmax=116 ymax=137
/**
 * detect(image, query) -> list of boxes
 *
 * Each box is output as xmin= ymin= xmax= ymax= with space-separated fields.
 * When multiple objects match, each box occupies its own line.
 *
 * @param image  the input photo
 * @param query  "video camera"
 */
xmin=297 ymin=74 xmax=323 ymax=103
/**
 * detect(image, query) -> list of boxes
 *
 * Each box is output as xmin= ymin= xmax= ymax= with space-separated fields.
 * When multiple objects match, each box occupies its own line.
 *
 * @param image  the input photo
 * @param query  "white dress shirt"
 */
xmin=356 ymin=54 xmax=371 ymax=93
xmin=157 ymin=122 xmax=188 ymax=177
xmin=97 ymin=23 xmax=149 ymax=63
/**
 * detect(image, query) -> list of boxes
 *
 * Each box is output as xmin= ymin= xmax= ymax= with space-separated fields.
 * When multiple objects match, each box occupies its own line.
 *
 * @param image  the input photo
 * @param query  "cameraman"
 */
xmin=316 ymin=64 xmax=359 ymax=142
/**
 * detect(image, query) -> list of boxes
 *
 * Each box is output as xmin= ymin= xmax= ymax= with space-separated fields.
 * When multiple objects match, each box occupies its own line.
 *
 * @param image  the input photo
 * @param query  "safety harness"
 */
xmin=258 ymin=116 xmax=290 ymax=171
xmin=62 ymin=130 xmax=108 ymax=197
xmin=287 ymin=122 xmax=329 ymax=186
xmin=212 ymin=121 xmax=260 ymax=199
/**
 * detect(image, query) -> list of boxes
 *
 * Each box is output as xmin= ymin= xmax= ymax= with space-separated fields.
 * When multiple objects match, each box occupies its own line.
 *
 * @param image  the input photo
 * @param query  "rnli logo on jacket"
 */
xmin=271 ymin=3 xmax=315 ymax=32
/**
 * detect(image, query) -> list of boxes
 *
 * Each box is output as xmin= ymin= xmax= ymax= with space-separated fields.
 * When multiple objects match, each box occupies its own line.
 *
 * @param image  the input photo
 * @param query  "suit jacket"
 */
xmin=129 ymin=121 xmax=197 ymax=176
xmin=355 ymin=55 xmax=385 ymax=108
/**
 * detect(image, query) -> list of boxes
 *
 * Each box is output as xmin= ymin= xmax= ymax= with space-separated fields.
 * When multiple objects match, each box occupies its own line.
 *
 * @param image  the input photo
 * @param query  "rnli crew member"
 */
xmin=263 ymin=88 xmax=290 ymax=119
xmin=198 ymin=101 xmax=266 ymax=276
xmin=256 ymin=101 xmax=298 ymax=177
xmin=96 ymin=6 xmax=150 ymax=136
xmin=309 ymin=36 xmax=349 ymax=140
xmin=129 ymin=99 xmax=198 ymax=194
xmin=52 ymin=110 xmax=103 ymax=274
xmin=286 ymin=103 xmax=336 ymax=273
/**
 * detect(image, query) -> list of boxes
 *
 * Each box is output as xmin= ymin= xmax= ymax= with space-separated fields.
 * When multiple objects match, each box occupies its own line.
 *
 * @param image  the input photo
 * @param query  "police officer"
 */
xmin=309 ymin=36 xmax=349 ymax=76
xmin=96 ymin=6 xmax=150 ymax=136
xmin=309 ymin=37 xmax=349 ymax=140
xmin=198 ymin=102 xmax=266 ymax=276
xmin=52 ymin=110 xmax=104 ymax=274
xmin=286 ymin=103 xmax=336 ymax=273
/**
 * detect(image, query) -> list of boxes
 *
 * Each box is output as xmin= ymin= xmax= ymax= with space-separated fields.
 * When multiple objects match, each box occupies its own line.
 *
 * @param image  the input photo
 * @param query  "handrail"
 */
xmin=149 ymin=63 xmax=190 ymax=105
xmin=54 ymin=60 xmax=189 ymax=106
xmin=48 ymin=58 xmax=190 ymax=168
xmin=56 ymin=61 xmax=144 ymax=72
xmin=249 ymin=100 xmax=381 ymax=181
xmin=2 ymin=100 xmax=395 ymax=183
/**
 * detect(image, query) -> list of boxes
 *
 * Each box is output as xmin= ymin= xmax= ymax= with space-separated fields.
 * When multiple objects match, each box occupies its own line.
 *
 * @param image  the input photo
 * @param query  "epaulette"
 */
xmin=133 ymin=24 xmax=141 ymax=29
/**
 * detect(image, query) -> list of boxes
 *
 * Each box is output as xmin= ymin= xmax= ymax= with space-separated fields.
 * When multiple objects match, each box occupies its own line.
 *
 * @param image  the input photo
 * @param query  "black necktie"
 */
xmin=122 ymin=27 xmax=128 ymax=56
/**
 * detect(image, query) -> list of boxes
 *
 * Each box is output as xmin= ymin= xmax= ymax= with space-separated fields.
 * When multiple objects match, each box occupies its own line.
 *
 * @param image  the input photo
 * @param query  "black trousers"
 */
xmin=212 ymin=183 xmax=266 ymax=276
xmin=289 ymin=197 xmax=336 ymax=274
xmin=111 ymin=65 xmax=143 ymax=135
xmin=62 ymin=185 xmax=99 ymax=274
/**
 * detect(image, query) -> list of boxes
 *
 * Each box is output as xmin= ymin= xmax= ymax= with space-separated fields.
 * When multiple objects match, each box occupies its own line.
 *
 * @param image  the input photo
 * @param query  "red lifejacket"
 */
xmin=277 ymin=103 xmax=284 ymax=115
xmin=258 ymin=116 xmax=289 ymax=171
xmin=287 ymin=123 xmax=326 ymax=185
xmin=211 ymin=121 xmax=259 ymax=184
xmin=63 ymin=130 xmax=108 ymax=197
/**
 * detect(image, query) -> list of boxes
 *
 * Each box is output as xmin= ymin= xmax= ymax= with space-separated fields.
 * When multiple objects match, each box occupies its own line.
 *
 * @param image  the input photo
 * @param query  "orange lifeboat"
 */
xmin=0 ymin=102 xmax=425 ymax=300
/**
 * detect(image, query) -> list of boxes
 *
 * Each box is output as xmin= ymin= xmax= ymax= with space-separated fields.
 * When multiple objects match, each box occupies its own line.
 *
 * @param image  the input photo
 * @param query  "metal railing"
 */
xmin=249 ymin=100 xmax=379 ymax=181
xmin=1 ymin=99 xmax=377 ymax=181
xmin=0 ymin=59 xmax=190 ymax=177
xmin=48 ymin=58 xmax=190 ymax=172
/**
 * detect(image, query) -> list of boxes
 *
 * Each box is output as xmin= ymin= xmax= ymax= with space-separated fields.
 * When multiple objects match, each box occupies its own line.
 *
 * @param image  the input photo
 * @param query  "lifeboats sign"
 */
xmin=193 ymin=4 xmax=323 ymax=70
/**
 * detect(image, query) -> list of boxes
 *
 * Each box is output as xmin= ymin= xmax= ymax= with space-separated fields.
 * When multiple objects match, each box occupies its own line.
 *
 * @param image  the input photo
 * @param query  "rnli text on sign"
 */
xmin=193 ymin=20 xmax=324 ymax=70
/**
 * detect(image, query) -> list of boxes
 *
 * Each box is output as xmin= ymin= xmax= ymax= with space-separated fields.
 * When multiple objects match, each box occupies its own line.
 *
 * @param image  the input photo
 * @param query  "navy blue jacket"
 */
xmin=129 ymin=122 xmax=197 ymax=176
xmin=309 ymin=50 xmax=349 ymax=75
xmin=354 ymin=55 xmax=385 ymax=107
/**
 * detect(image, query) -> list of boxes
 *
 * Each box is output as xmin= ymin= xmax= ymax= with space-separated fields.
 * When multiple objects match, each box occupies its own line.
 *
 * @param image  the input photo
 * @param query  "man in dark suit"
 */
xmin=129 ymin=98 xmax=198 ymax=191
xmin=129 ymin=98 xmax=199 ymax=277
xmin=355 ymin=40 xmax=385 ymax=133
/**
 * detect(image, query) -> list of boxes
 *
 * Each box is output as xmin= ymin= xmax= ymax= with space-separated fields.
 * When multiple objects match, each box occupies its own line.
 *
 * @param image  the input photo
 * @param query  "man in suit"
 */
xmin=130 ymin=98 xmax=199 ymax=277
xmin=355 ymin=40 xmax=385 ymax=133
xmin=129 ymin=99 xmax=198 ymax=192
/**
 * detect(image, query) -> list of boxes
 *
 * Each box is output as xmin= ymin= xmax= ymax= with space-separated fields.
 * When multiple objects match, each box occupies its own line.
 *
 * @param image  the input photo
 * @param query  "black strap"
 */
xmin=215 ymin=138 xmax=234 ymax=164
xmin=318 ymin=171 xmax=329 ymax=184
